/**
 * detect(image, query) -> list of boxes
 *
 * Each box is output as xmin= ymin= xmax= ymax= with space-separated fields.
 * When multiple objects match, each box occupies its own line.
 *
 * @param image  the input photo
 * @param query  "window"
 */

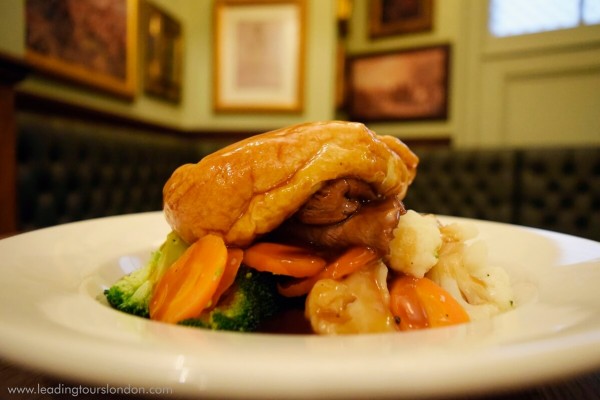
xmin=584 ymin=0 xmax=600 ymax=24
xmin=489 ymin=0 xmax=600 ymax=37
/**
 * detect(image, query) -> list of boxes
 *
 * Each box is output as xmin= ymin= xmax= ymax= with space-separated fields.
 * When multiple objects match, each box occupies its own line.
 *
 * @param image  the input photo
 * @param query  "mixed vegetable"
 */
xmin=105 ymin=211 xmax=514 ymax=334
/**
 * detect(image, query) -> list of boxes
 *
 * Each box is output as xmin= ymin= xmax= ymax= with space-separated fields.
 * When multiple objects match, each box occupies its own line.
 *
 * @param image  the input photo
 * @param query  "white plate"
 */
xmin=0 ymin=212 xmax=599 ymax=399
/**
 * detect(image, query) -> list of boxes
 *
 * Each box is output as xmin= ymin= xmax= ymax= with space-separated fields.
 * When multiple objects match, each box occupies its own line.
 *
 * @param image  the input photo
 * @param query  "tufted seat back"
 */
xmin=404 ymin=148 xmax=516 ymax=224
xmin=404 ymin=146 xmax=599 ymax=241
xmin=13 ymin=111 xmax=600 ymax=241
xmin=517 ymin=147 xmax=600 ymax=241
xmin=16 ymin=112 xmax=203 ymax=231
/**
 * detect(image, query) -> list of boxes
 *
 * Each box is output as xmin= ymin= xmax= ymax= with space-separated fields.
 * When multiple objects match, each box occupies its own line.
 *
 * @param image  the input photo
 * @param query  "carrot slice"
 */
xmin=149 ymin=234 xmax=228 ymax=323
xmin=389 ymin=277 xmax=429 ymax=330
xmin=277 ymin=278 xmax=315 ymax=298
xmin=243 ymin=242 xmax=326 ymax=278
xmin=278 ymin=247 xmax=379 ymax=297
xmin=326 ymin=247 xmax=379 ymax=280
xmin=389 ymin=276 xmax=470 ymax=331
xmin=415 ymin=277 xmax=470 ymax=328
xmin=210 ymin=248 xmax=244 ymax=307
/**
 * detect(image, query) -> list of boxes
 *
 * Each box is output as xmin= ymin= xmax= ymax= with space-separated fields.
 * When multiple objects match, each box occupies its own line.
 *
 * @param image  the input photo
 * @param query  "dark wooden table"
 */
xmin=1 ymin=357 xmax=599 ymax=400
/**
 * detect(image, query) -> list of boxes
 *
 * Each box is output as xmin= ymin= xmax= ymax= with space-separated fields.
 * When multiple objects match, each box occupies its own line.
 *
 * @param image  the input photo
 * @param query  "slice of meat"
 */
xmin=281 ymin=196 xmax=406 ymax=255
xmin=296 ymin=178 xmax=379 ymax=225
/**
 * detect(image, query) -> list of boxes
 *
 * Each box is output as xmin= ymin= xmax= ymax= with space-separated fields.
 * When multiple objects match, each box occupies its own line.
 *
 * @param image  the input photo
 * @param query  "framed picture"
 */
xmin=142 ymin=1 xmax=183 ymax=103
xmin=349 ymin=45 xmax=450 ymax=122
xmin=369 ymin=0 xmax=433 ymax=38
xmin=24 ymin=0 xmax=138 ymax=99
xmin=213 ymin=0 xmax=305 ymax=113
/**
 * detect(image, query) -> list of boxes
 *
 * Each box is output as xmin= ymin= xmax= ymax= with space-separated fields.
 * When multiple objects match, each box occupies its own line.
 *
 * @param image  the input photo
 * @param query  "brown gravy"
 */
xmin=259 ymin=307 xmax=313 ymax=334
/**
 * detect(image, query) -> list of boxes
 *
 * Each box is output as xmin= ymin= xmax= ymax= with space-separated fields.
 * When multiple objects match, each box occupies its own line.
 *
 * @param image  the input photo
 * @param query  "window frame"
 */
xmin=483 ymin=0 xmax=600 ymax=59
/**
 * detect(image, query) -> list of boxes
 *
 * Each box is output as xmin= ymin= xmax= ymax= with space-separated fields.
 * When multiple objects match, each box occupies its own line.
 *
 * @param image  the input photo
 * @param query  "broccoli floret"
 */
xmin=179 ymin=267 xmax=282 ymax=332
xmin=104 ymin=253 xmax=157 ymax=317
xmin=104 ymin=231 xmax=189 ymax=317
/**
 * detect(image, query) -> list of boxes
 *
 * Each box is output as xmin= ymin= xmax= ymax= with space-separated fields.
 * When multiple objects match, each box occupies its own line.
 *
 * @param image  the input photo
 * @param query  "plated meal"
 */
xmin=1 ymin=144 xmax=599 ymax=398
xmin=105 ymin=121 xmax=514 ymax=334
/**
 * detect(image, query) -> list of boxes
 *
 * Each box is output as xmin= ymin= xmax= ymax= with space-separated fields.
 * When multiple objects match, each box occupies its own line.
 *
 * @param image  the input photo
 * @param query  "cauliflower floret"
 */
xmin=439 ymin=220 xmax=478 ymax=242
xmin=427 ymin=223 xmax=514 ymax=321
xmin=305 ymin=262 xmax=397 ymax=334
xmin=388 ymin=210 xmax=442 ymax=278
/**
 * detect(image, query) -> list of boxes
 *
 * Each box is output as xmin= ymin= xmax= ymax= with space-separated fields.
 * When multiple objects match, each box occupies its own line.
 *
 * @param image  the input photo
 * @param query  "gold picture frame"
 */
xmin=142 ymin=0 xmax=183 ymax=103
xmin=369 ymin=0 xmax=433 ymax=38
xmin=25 ymin=0 xmax=138 ymax=99
xmin=213 ymin=0 xmax=305 ymax=113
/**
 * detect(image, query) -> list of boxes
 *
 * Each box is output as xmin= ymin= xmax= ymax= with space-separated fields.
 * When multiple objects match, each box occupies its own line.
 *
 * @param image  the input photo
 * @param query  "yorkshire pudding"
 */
xmin=163 ymin=121 xmax=418 ymax=247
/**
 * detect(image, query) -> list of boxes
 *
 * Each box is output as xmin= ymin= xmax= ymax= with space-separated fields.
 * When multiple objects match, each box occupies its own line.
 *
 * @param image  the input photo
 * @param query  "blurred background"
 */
xmin=0 ymin=0 xmax=598 ymax=239
xmin=1 ymin=0 xmax=599 ymax=145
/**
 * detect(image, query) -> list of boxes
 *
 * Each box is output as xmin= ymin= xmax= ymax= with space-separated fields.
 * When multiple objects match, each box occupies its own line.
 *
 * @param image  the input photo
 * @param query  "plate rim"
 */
xmin=0 ymin=212 xmax=599 ymax=399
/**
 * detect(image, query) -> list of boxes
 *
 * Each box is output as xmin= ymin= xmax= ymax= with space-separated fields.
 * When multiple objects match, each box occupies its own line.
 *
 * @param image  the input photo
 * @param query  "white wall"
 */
xmin=460 ymin=0 xmax=600 ymax=147
xmin=2 ymin=0 xmax=599 ymax=146
xmin=346 ymin=0 xmax=600 ymax=147
xmin=1 ymin=0 xmax=338 ymax=132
